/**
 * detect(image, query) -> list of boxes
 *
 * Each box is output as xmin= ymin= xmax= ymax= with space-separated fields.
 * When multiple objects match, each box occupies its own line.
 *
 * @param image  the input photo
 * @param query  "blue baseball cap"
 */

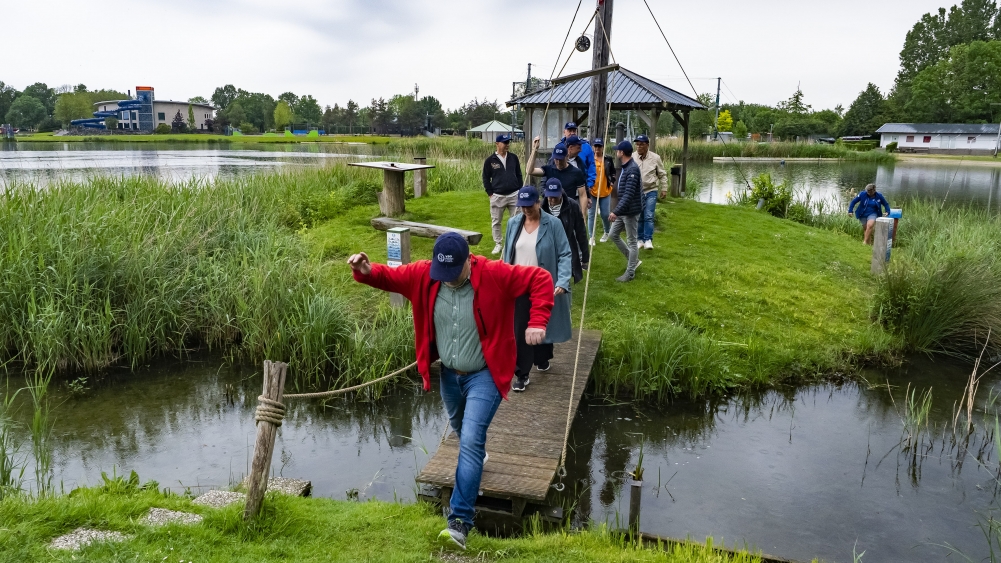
xmin=592 ymin=138 xmax=604 ymax=147
xmin=516 ymin=185 xmax=539 ymax=207
xmin=615 ymin=140 xmax=633 ymax=155
xmin=564 ymin=122 xmax=578 ymax=130
xmin=495 ymin=133 xmax=512 ymax=143
xmin=430 ymin=232 xmax=470 ymax=282
xmin=634 ymin=134 xmax=650 ymax=143
xmin=544 ymin=178 xmax=564 ymax=197
xmin=565 ymin=135 xmax=582 ymax=146
xmin=552 ymin=143 xmax=568 ymax=159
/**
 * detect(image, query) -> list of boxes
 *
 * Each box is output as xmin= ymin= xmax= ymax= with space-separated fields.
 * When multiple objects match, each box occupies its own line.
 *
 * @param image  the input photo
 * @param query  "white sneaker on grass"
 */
xmin=645 ymin=240 xmax=654 ymax=249
xmin=491 ymin=243 xmax=502 ymax=255
xmin=599 ymin=233 xmax=609 ymax=243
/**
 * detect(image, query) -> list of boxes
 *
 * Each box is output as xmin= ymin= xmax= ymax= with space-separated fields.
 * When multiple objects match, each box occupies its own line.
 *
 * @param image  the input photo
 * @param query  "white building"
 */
xmin=877 ymin=123 xmax=1001 ymax=155
xmin=93 ymin=99 xmax=215 ymax=131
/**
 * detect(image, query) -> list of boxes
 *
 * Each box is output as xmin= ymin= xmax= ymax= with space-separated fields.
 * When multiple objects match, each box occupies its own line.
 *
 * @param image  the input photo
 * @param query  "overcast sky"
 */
xmin=6 ymin=0 xmax=951 ymax=111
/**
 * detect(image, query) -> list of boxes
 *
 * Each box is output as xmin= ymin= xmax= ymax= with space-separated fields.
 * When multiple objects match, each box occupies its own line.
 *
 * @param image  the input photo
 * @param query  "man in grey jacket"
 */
xmin=607 ymin=141 xmax=642 ymax=282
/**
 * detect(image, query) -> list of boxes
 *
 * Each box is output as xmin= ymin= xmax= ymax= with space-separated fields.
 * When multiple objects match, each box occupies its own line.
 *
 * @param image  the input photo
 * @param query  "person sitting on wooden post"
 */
xmin=526 ymin=137 xmax=587 ymax=215
xmin=347 ymin=233 xmax=554 ymax=551
xmin=503 ymin=185 xmax=573 ymax=392
xmin=482 ymin=133 xmax=523 ymax=255
xmin=848 ymin=183 xmax=891 ymax=246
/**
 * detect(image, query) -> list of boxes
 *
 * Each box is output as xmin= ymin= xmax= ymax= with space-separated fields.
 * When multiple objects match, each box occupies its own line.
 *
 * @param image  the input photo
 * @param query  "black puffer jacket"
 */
xmin=612 ymin=158 xmax=642 ymax=216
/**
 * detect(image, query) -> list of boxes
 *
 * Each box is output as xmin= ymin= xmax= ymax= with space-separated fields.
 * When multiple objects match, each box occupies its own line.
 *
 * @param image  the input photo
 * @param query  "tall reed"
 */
xmin=28 ymin=372 xmax=52 ymax=496
xmin=654 ymin=140 xmax=896 ymax=163
xmin=0 ymin=384 xmax=26 ymax=499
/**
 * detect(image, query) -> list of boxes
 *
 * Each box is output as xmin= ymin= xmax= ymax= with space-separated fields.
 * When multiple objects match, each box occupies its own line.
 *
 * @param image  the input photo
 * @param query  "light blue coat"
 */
xmin=503 ymin=212 xmax=573 ymax=344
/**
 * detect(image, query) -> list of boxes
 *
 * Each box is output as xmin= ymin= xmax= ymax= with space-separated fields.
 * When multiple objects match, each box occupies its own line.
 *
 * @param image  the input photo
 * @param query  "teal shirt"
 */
xmin=433 ymin=280 xmax=486 ymax=372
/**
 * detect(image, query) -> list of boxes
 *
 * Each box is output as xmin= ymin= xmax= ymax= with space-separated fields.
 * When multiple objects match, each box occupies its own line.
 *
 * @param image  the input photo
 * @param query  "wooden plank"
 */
xmin=371 ymin=217 xmax=483 ymax=245
xmin=417 ymin=330 xmax=601 ymax=504
xmin=551 ymin=64 xmax=621 ymax=85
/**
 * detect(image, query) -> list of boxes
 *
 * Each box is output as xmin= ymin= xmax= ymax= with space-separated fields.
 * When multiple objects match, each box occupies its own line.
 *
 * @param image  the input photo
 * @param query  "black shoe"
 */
xmin=438 ymin=519 xmax=469 ymax=550
xmin=512 ymin=376 xmax=529 ymax=392
xmin=536 ymin=360 xmax=551 ymax=372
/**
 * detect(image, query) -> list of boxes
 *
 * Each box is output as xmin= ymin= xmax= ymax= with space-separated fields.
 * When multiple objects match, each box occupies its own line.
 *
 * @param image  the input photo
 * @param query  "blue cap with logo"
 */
xmin=495 ymin=133 xmax=512 ymax=143
xmin=552 ymin=143 xmax=568 ymax=159
xmin=430 ymin=232 xmax=470 ymax=283
xmin=565 ymin=135 xmax=582 ymax=146
xmin=516 ymin=185 xmax=539 ymax=207
xmin=544 ymin=178 xmax=564 ymax=197
xmin=564 ymin=122 xmax=578 ymax=130
xmin=615 ymin=140 xmax=633 ymax=154
xmin=634 ymin=134 xmax=650 ymax=143
xmin=592 ymin=138 xmax=604 ymax=147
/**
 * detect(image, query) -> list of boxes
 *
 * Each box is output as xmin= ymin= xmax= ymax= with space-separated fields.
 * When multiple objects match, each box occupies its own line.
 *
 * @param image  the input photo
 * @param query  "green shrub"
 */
xmin=749 ymin=173 xmax=791 ymax=217
xmin=239 ymin=122 xmax=257 ymax=134
xmin=886 ymin=141 xmax=898 ymax=153
xmin=153 ymin=123 xmax=170 ymax=134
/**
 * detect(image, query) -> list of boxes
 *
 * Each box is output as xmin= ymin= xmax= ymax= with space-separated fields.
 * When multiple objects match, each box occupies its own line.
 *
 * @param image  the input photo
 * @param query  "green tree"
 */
xmin=5 ymin=95 xmax=47 ymax=129
xmin=345 ymin=100 xmax=359 ymax=133
xmin=295 ymin=95 xmax=322 ymax=124
xmin=906 ymin=40 xmax=1001 ymax=122
xmin=21 ymin=83 xmax=56 ymax=115
xmin=734 ymin=120 xmax=748 ymax=139
xmin=105 ymin=117 xmax=118 ymax=130
xmin=840 ymin=83 xmax=887 ymax=136
xmin=688 ymin=93 xmax=716 ymax=137
xmin=777 ymin=88 xmax=811 ymax=114
xmin=224 ymin=102 xmax=246 ymax=128
xmin=188 ymin=96 xmax=209 ymax=104
xmin=54 ymin=91 xmax=95 ymax=126
xmin=369 ymin=98 xmax=392 ymax=133
xmin=0 ymin=82 xmax=20 ymax=124
xmin=717 ymin=109 xmax=734 ymax=132
xmin=274 ymin=100 xmax=294 ymax=130
xmin=187 ymin=104 xmax=196 ymax=130
xmin=390 ymin=94 xmax=423 ymax=134
xmin=897 ymin=0 xmax=1001 ymax=86
xmin=212 ymin=85 xmax=238 ymax=110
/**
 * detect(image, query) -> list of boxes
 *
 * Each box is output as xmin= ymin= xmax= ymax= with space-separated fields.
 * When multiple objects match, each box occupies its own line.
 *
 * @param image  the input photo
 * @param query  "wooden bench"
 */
xmin=371 ymin=217 xmax=483 ymax=245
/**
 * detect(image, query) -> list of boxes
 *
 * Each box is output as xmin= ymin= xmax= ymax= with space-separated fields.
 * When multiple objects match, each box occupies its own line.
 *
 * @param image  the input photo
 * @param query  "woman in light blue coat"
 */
xmin=502 ymin=185 xmax=573 ymax=392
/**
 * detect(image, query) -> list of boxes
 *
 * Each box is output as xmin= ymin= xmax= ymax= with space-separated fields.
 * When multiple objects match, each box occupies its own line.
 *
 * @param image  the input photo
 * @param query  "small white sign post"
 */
xmin=387 ymin=227 xmax=411 ymax=307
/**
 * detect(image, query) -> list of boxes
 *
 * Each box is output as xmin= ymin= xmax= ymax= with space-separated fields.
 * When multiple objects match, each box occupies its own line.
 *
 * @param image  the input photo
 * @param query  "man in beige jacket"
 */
xmin=634 ymin=134 xmax=667 ymax=250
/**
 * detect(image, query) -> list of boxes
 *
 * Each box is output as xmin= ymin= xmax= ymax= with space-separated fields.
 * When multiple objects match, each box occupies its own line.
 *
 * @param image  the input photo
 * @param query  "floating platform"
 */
xmin=417 ymin=329 xmax=601 ymax=522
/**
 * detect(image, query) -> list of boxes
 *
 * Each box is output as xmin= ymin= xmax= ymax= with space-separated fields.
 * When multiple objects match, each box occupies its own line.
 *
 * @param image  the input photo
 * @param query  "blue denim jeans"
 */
xmin=438 ymin=366 xmax=502 ymax=527
xmin=587 ymin=195 xmax=611 ymax=237
xmin=638 ymin=191 xmax=658 ymax=242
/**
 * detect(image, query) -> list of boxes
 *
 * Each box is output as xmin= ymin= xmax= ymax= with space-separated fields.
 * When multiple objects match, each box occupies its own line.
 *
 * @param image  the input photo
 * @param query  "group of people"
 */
xmin=346 ymin=123 xmax=671 ymax=550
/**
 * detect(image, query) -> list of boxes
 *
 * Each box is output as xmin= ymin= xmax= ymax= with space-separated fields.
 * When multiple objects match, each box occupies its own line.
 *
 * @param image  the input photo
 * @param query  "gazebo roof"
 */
xmin=507 ymin=67 xmax=705 ymax=111
xmin=467 ymin=120 xmax=523 ymax=133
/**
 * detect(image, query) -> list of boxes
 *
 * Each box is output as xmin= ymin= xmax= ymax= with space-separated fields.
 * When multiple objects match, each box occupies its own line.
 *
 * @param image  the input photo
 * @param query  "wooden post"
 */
xmin=244 ymin=360 xmax=288 ymax=520
xmin=378 ymin=169 xmax=407 ymax=216
xmin=387 ymin=227 xmax=411 ymax=308
xmin=413 ymin=157 xmax=427 ymax=198
xmin=588 ymin=0 xmax=613 ymax=146
xmin=628 ymin=478 xmax=642 ymax=534
xmin=871 ymin=217 xmax=893 ymax=275
xmin=681 ymin=110 xmax=690 ymax=196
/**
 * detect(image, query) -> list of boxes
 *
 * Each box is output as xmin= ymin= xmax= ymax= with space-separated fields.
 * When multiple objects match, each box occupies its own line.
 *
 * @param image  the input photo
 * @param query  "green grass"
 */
xmin=307 ymin=187 xmax=897 ymax=400
xmin=0 ymin=485 xmax=762 ymax=563
xmin=655 ymin=140 xmax=896 ymax=163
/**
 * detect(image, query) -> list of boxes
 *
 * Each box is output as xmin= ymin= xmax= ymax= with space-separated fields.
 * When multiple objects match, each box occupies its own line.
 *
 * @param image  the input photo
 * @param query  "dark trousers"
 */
xmin=514 ymin=294 xmax=554 ymax=379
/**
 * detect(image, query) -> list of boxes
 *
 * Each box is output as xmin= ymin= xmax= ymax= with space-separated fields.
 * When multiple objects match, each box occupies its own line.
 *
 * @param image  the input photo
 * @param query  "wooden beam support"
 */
xmin=552 ymin=64 xmax=620 ymax=85
xmin=244 ymin=361 xmax=288 ymax=520
xmin=371 ymin=217 xmax=482 ymax=245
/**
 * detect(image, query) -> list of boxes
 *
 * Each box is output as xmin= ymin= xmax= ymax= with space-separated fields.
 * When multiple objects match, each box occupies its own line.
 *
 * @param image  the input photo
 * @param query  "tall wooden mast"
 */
xmin=588 ymin=0 xmax=613 ymax=141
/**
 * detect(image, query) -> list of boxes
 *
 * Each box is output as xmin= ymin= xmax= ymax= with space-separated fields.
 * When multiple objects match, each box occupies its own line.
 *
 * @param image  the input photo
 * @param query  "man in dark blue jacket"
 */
xmin=848 ymin=183 xmax=890 ymax=245
xmin=608 ymin=140 xmax=642 ymax=282
xmin=549 ymin=122 xmax=596 ymax=190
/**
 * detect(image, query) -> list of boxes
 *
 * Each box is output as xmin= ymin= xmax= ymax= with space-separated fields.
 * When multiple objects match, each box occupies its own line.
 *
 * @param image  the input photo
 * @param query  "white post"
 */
xmin=871 ymin=217 xmax=894 ymax=275
xmin=387 ymin=227 xmax=411 ymax=307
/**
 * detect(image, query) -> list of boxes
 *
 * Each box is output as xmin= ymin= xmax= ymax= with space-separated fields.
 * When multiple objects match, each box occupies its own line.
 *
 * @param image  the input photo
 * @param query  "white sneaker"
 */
xmin=635 ymin=260 xmax=643 ymax=270
xmin=645 ymin=240 xmax=654 ymax=250
xmin=599 ymin=234 xmax=609 ymax=243
xmin=492 ymin=243 xmax=502 ymax=255
xmin=589 ymin=237 xmax=596 ymax=247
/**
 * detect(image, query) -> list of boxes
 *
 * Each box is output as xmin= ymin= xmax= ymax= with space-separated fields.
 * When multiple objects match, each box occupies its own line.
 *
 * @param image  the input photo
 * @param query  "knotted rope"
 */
xmin=253 ymin=361 xmax=418 ymax=426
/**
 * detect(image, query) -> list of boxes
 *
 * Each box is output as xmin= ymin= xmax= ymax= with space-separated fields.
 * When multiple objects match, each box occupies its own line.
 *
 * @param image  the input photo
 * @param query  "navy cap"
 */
xmin=615 ymin=140 xmax=633 ymax=155
xmin=544 ymin=178 xmax=564 ymax=197
xmin=495 ymin=133 xmax=512 ymax=143
xmin=565 ymin=135 xmax=582 ymax=146
xmin=552 ymin=143 xmax=568 ymax=159
xmin=516 ymin=185 xmax=539 ymax=207
xmin=592 ymin=138 xmax=604 ymax=147
xmin=634 ymin=134 xmax=650 ymax=143
xmin=430 ymin=232 xmax=470 ymax=282
xmin=564 ymin=122 xmax=578 ymax=130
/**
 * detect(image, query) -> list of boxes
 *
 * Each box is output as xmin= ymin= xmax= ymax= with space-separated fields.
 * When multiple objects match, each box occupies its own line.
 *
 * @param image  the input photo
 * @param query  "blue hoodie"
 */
xmin=848 ymin=190 xmax=890 ymax=220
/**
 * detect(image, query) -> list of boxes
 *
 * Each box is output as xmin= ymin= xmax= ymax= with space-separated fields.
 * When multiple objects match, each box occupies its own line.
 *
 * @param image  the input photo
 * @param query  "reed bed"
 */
xmin=0 ymin=167 xmax=413 ymax=388
xmin=655 ymin=140 xmax=896 ymax=163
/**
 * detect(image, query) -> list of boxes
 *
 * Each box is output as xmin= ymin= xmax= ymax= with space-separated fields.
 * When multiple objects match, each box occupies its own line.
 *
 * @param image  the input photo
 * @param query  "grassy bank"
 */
xmin=0 ymin=483 xmax=762 ymax=563
xmin=655 ymin=140 xmax=895 ymax=164
xmin=15 ymin=132 xmax=394 ymax=144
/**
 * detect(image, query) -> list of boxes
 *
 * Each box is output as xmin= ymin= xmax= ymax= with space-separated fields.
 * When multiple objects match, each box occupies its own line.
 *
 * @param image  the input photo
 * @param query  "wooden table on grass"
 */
xmin=348 ymin=161 xmax=435 ymax=217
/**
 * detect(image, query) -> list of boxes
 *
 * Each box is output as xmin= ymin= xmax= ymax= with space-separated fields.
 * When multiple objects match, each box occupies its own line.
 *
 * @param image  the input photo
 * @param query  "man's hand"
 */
xmin=554 ymin=287 xmax=566 ymax=296
xmin=587 ymin=198 xmax=592 ymax=209
xmin=609 ymin=212 xmax=618 ymax=222
xmin=525 ymin=327 xmax=546 ymax=345
xmin=347 ymin=252 xmax=372 ymax=276
xmin=532 ymin=136 xmax=540 ymax=149
xmin=659 ymin=190 xmax=667 ymax=199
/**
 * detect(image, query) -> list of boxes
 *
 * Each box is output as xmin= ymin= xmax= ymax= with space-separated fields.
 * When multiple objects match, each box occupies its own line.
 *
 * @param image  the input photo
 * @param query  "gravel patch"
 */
xmin=50 ymin=528 xmax=130 ymax=550
xmin=143 ymin=507 xmax=203 ymax=526
xmin=240 ymin=476 xmax=312 ymax=497
xmin=192 ymin=490 xmax=245 ymax=508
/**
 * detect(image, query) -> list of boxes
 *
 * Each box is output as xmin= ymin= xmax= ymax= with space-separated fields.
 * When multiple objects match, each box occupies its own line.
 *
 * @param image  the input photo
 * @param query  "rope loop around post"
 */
xmin=255 ymin=395 xmax=286 ymax=427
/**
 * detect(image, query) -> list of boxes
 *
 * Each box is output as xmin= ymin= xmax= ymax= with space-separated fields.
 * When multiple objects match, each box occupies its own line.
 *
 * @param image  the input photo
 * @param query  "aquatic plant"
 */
xmin=0 ymin=385 xmax=26 ymax=499
xmin=27 ymin=372 xmax=52 ymax=496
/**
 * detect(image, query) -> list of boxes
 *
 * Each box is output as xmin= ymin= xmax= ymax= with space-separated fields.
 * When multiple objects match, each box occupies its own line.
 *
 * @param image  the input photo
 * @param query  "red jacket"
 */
xmin=353 ymin=255 xmax=554 ymax=399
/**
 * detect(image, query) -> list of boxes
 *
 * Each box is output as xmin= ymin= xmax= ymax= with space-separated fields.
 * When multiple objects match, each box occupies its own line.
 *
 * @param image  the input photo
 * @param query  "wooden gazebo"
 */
xmin=507 ymin=66 xmax=706 ymax=194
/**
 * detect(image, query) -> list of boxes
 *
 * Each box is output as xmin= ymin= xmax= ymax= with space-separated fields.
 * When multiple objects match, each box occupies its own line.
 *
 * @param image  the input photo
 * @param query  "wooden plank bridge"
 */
xmin=417 ymin=329 xmax=602 ymax=521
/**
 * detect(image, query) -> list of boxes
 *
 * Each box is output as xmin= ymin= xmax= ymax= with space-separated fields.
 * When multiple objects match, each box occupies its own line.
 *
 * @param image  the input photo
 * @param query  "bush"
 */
xmin=239 ymin=122 xmax=257 ymax=134
xmin=154 ymin=124 xmax=171 ymax=135
xmin=36 ymin=116 xmax=60 ymax=133
xmin=886 ymin=141 xmax=898 ymax=153
xmin=749 ymin=173 xmax=792 ymax=217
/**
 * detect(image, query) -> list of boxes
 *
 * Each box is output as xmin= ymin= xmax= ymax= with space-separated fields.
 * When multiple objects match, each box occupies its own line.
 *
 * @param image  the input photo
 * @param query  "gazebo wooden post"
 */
xmin=681 ymin=110 xmax=690 ymax=196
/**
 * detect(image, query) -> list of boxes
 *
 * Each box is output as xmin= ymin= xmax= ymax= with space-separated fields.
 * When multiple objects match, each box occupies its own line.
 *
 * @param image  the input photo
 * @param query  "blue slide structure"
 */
xmin=71 ymin=98 xmax=144 ymax=130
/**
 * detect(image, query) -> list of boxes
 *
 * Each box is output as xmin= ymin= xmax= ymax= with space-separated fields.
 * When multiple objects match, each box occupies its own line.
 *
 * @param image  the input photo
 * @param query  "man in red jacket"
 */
xmin=348 ymin=232 xmax=553 ymax=550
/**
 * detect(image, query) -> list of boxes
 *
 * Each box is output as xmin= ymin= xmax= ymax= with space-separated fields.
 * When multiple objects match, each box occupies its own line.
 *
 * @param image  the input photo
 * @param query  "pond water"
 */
xmin=4 ymin=355 xmax=998 ymax=563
